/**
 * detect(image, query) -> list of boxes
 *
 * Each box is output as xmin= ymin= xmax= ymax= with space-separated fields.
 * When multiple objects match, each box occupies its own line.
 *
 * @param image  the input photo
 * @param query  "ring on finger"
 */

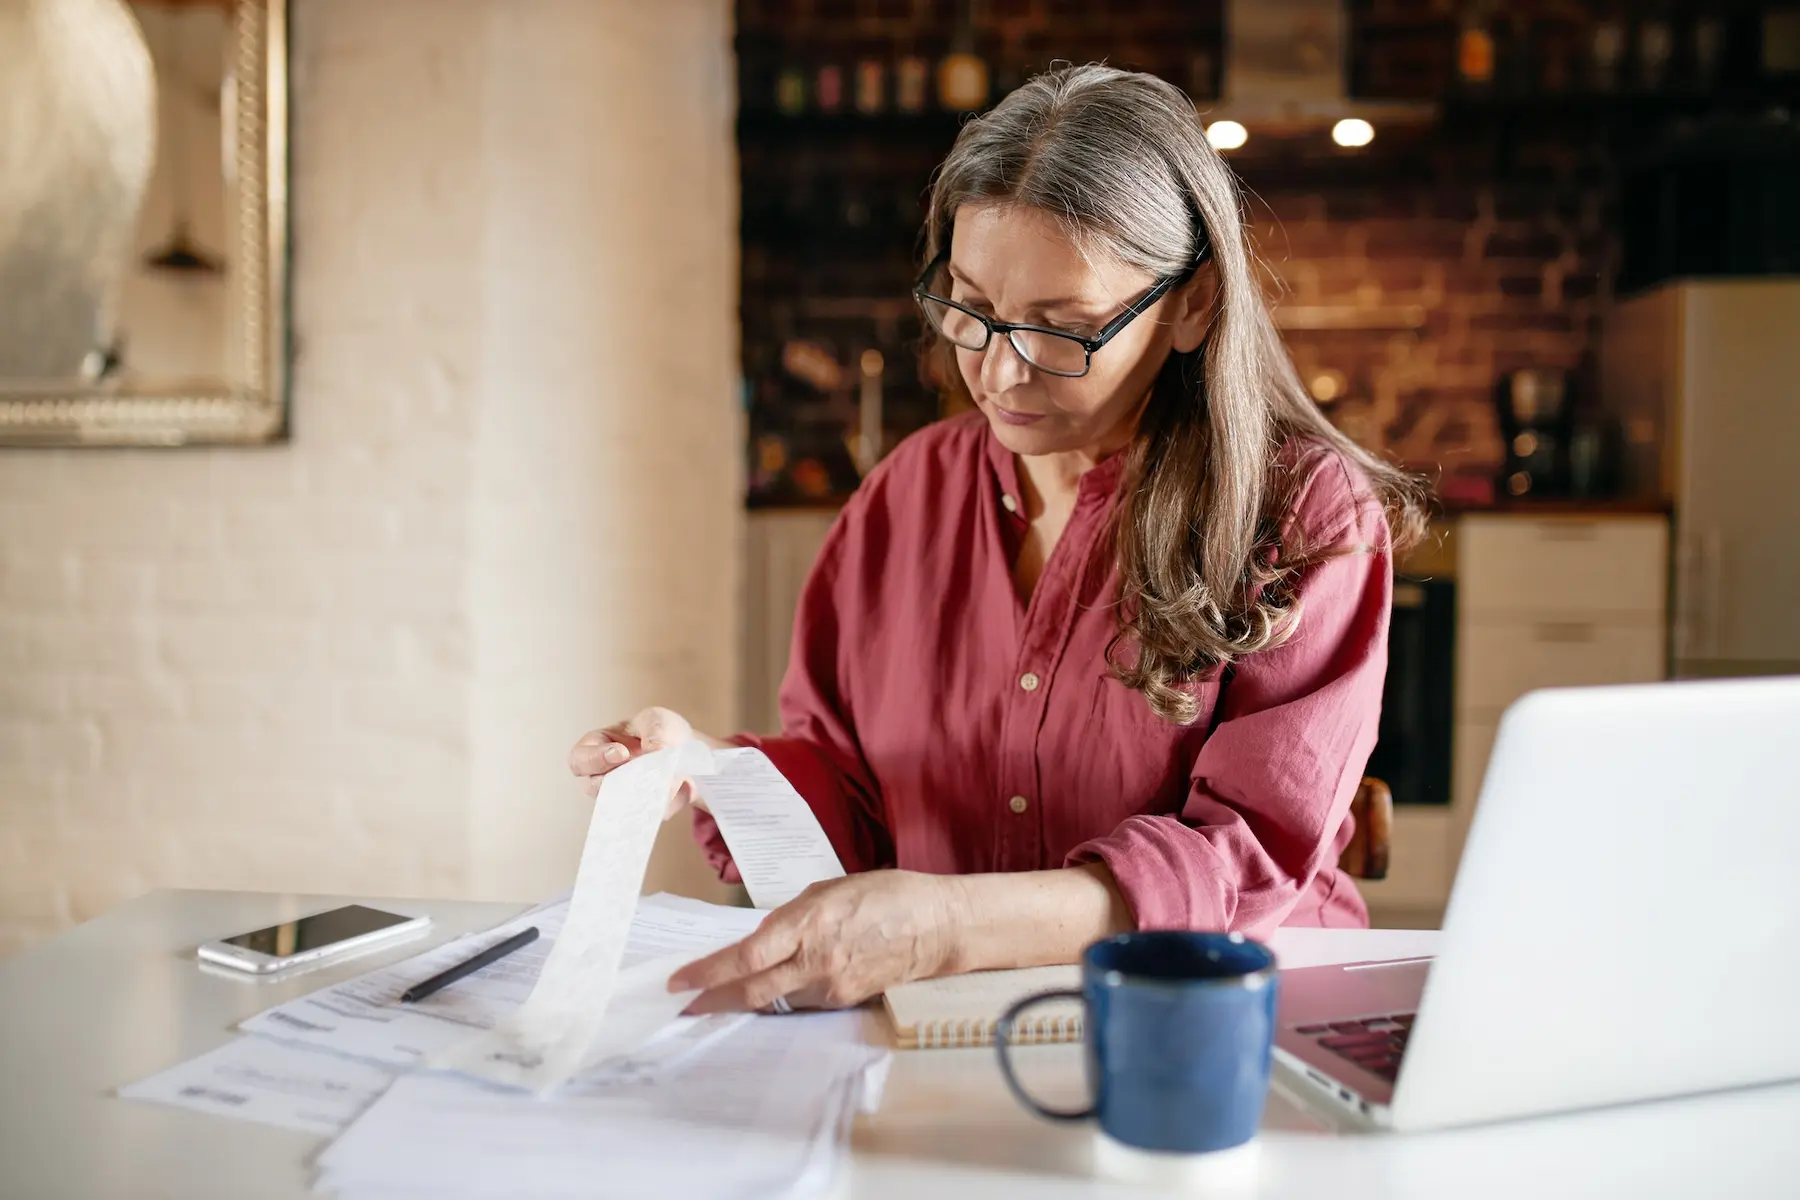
xmin=768 ymin=995 xmax=793 ymax=1015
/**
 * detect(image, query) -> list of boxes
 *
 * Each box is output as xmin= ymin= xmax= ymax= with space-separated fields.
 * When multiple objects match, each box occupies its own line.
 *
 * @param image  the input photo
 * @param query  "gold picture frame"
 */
xmin=0 ymin=0 xmax=288 ymax=447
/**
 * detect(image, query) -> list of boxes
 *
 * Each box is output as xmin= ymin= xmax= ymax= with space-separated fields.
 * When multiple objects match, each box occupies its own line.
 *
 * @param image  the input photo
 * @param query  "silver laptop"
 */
xmin=1275 ymin=677 xmax=1800 ymax=1132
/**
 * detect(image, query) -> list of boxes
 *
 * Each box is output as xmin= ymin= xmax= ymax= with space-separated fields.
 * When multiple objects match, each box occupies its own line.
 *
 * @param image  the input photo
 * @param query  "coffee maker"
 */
xmin=1494 ymin=368 xmax=1571 ymax=498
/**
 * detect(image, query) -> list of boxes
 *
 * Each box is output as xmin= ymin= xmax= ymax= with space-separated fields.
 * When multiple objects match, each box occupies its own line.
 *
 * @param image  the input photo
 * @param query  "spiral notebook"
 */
xmin=881 ymin=965 xmax=1083 ymax=1050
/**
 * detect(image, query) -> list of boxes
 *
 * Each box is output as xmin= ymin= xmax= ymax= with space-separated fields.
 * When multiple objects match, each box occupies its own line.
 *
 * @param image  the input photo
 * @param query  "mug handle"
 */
xmin=993 ymin=989 xmax=1093 ymax=1122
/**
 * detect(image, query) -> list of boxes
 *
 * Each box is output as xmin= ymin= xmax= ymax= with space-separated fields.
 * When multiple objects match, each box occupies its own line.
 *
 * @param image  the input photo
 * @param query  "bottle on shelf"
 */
xmin=1589 ymin=14 xmax=1626 ymax=93
xmin=776 ymin=64 xmax=806 ymax=115
xmin=751 ymin=432 xmax=790 ymax=497
xmin=1692 ymin=13 xmax=1726 ymax=91
xmin=815 ymin=63 xmax=844 ymax=114
xmin=896 ymin=46 xmax=931 ymax=114
xmin=855 ymin=55 xmax=886 ymax=115
xmin=852 ymin=348 xmax=884 ymax=477
xmin=1456 ymin=1 xmax=1497 ymax=94
xmin=1636 ymin=9 xmax=1674 ymax=92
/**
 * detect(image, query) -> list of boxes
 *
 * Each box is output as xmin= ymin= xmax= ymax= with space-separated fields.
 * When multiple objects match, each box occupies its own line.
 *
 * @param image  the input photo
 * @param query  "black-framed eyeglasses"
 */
xmin=912 ymin=249 xmax=1204 ymax=379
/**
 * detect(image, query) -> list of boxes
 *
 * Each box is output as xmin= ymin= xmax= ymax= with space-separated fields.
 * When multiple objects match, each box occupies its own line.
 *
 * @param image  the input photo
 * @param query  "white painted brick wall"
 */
xmin=0 ymin=0 xmax=742 ymax=956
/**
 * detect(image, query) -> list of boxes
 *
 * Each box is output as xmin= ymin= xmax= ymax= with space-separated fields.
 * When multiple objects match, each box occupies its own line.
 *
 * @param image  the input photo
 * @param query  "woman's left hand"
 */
xmin=670 ymin=871 xmax=965 ymax=1014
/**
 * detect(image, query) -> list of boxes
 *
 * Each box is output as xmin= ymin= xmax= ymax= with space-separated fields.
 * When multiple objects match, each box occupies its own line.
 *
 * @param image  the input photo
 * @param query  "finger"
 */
xmin=626 ymin=706 xmax=691 ymax=751
xmin=684 ymin=958 xmax=814 ymax=1016
xmin=573 ymin=725 xmax=639 ymax=752
xmin=568 ymin=741 xmax=630 ymax=777
xmin=602 ymin=723 xmax=644 ymax=754
xmin=668 ymin=918 xmax=802 ymax=995
xmin=569 ymin=728 xmax=639 ymax=777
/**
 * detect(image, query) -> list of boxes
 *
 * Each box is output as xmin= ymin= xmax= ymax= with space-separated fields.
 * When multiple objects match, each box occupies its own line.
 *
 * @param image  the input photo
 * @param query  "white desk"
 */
xmin=1 ymin=891 xmax=1795 ymax=1199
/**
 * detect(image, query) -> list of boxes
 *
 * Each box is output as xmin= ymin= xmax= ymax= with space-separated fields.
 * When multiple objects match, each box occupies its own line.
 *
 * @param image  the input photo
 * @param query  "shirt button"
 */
xmin=1001 ymin=493 xmax=1018 ymax=513
xmin=1008 ymin=795 xmax=1029 ymax=814
xmin=1019 ymin=672 xmax=1040 ymax=692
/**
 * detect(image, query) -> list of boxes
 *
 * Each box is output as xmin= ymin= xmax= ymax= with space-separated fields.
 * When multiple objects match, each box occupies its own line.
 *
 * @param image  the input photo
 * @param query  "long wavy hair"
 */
xmin=922 ymin=64 xmax=1427 ymax=723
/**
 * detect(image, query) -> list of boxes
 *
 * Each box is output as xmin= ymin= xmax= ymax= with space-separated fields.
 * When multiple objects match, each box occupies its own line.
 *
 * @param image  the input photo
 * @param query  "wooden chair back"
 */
xmin=1338 ymin=777 xmax=1393 ymax=881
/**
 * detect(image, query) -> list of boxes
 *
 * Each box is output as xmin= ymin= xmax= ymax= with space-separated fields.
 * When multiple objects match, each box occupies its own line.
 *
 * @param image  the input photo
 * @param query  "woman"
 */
xmin=570 ymin=64 xmax=1423 ymax=1015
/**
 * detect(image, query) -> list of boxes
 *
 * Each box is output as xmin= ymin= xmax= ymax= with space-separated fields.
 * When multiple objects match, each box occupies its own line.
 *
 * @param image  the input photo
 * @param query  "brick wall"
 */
xmin=1251 ymin=164 xmax=1616 ymax=482
xmin=0 ymin=0 xmax=742 ymax=957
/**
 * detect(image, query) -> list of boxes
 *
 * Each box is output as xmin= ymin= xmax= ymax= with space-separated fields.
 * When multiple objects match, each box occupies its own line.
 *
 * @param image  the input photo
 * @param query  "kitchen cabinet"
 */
xmin=1360 ymin=512 xmax=1669 ymax=923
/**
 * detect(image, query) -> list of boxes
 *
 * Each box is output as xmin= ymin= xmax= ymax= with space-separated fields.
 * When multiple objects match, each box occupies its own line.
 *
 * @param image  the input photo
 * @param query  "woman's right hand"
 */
xmin=568 ymin=706 xmax=702 ymax=819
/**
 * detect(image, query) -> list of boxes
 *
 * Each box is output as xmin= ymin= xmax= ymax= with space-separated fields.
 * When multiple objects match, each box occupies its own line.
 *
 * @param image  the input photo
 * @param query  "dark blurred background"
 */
xmin=734 ymin=0 xmax=1800 ymax=508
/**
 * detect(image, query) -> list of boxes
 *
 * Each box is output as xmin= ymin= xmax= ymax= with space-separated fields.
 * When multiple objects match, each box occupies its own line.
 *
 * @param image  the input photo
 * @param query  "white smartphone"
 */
xmin=196 ymin=904 xmax=431 ymax=975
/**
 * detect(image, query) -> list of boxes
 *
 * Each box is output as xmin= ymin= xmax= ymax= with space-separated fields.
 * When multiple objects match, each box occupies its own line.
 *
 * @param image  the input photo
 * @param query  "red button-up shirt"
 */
xmin=696 ymin=413 xmax=1391 ymax=936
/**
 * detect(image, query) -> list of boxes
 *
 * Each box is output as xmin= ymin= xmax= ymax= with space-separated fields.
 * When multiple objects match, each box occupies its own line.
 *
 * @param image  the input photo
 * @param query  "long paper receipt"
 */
xmin=432 ymin=741 xmax=714 ymax=1091
xmin=703 ymin=746 xmax=846 ymax=909
xmin=432 ymin=743 xmax=844 ymax=1092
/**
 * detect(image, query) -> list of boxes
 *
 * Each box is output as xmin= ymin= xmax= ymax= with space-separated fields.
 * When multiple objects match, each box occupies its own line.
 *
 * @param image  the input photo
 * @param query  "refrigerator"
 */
xmin=1601 ymin=278 xmax=1800 ymax=679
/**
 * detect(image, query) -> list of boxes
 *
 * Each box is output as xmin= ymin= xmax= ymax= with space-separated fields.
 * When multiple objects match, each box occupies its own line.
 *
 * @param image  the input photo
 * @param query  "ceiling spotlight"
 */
xmin=1332 ymin=117 xmax=1375 ymax=148
xmin=1205 ymin=120 xmax=1248 ymax=151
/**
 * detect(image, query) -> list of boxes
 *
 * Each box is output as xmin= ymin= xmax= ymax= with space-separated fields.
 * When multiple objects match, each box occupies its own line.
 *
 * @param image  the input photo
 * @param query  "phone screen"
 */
xmin=221 ymin=905 xmax=411 ymax=958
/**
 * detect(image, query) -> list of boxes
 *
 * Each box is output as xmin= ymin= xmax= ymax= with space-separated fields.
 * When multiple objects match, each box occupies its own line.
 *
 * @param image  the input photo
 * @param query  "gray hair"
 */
xmin=923 ymin=64 xmax=1424 ymax=722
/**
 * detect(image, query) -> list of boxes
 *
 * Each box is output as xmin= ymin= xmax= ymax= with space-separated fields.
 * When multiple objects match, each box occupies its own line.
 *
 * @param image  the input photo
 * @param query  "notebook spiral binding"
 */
xmin=908 ymin=1012 xmax=1085 ymax=1050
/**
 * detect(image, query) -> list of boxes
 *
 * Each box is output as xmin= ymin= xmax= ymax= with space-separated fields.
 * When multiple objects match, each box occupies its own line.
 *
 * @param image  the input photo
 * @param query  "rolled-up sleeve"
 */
xmin=1067 ymin=464 xmax=1392 ymax=937
xmin=691 ymin=506 xmax=896 ymax=882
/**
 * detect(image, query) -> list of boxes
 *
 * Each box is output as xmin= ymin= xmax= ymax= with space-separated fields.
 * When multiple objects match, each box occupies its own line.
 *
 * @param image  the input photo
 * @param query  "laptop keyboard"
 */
xmin=1293 ymin=1013 xmax=1416 ymax=1082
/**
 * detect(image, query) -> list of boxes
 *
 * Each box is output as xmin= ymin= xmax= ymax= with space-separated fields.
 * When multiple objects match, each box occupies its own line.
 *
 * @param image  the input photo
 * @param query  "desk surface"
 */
xmin=1 ymin=890 xmax=1795 ymax=1199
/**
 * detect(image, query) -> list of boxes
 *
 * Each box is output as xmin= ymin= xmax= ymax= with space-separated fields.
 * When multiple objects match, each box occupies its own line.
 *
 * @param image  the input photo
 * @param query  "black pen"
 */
xmin=400 ymin=927 xmax=540 ymax=1003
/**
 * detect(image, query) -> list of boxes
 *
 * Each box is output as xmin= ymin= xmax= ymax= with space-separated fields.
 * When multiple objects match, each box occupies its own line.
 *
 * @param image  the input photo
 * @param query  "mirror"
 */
xmin=0 ymin=0 xmax=287 ymax=446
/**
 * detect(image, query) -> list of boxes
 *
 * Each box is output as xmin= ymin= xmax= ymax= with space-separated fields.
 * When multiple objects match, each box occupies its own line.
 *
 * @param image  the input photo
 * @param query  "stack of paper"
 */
xmin=236 ymin=893 xmax=763 ymax=1072
xmin=318 ymin=1012 xmax=885 ymax=1200
xmin=124 ymin=895 xmax=885 ymax=1196
xmin=121 ymin=746 xmax=882 ymax=1196
xmin=120 ymin=893 xmax=761 ymax=1132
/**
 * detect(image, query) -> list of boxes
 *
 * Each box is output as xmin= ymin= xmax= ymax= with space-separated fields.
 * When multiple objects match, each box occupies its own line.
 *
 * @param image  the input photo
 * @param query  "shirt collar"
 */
xmin=983 ymin=422 xmax=1129 ymax=517
xmin=1077 ymin=447 xmax=1128 ymax=500
xmin=984 ymin=423 xmax=1024 ymax=515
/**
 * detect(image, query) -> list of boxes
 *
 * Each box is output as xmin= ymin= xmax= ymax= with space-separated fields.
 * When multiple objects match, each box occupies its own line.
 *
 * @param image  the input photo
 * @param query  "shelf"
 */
xmin=738 ymin=109 xmax=976 ymax=142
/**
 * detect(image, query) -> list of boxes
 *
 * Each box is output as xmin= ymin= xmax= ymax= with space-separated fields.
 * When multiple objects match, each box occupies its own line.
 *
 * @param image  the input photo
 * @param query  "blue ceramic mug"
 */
xmin=993 ymin=931 xmax=1278 ymax=1155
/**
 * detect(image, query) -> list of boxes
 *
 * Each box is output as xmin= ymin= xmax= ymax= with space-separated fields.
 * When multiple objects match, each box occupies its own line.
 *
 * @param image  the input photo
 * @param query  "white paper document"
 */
xmin=239 ymin=902 xmax=565 ymax=1067
xmin=317 ymin=1012 xmax=887 ymax=1200
xmin=117 ymin=1035 xmax=394 ymax=1136
xmin=126 ymin=897 xmax=769 ymax=1138
xmin=242 ymin=894 xmax=762 ymax=1073
xmin=702 ymin=747 xmax=847 ymax=909
xmin=577 ymin=1012 xmax=755 ymax=1087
